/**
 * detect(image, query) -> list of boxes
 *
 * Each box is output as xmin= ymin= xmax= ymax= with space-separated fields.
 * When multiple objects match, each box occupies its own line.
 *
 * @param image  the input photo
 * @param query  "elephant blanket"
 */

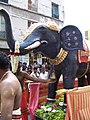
xmin=78 ymin=40 xmax=90 ymax=63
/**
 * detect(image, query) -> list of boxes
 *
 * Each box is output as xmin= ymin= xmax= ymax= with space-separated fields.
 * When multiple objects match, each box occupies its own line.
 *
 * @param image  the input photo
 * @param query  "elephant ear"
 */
xmin=60 ymin=25 xmax=83 ymax=51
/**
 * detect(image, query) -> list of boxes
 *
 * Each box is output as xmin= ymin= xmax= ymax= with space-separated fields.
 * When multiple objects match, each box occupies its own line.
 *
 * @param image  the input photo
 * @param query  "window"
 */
xmin=52 ymin=2 xmax=59 ymax=19
xmin=85 ymin=31 xmax=88 ymax=40
xmin=28 ymin=21 xmax=36 ymax=27
xmin=0 ymin=0 xmax=8 ymax=3
xmin=0 ymin=15 xmax=6 ymax=39
xmin=28 ymin=0 xmax=32 ymax=10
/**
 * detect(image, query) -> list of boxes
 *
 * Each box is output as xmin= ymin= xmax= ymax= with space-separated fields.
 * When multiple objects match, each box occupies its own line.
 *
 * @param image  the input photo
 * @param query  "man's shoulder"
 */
xmin=1 ymin=78 xmax=21 ymax=96
xmin=1 ymin=75 xmax=21 ymax=89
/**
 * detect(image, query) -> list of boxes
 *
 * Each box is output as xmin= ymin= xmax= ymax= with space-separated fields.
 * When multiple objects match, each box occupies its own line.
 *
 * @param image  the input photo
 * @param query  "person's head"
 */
xmin=27 ymin=66 xmax=32 ymax=74
xmin=22 ymin=62 xmax=27 ymax=71
xmin=41 ymin=67 xmax=45 ymax=73
xmin=18 ymin=61 xmax=22 ymax=68
xmin=45 ymin=65 xmax=50 ymax=72
xmin=33 ymin=67 xmax=37 ymax=73
xmin=0 ymin=52 xmax=10 ymax=70
xmin=23 ymin=62 xmax=27 ymax=66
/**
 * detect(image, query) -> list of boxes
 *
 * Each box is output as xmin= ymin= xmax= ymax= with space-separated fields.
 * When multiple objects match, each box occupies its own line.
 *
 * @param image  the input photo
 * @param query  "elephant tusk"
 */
xmin=25 ymin=41 xmax=41 ymax=50
xmin=0 ymin=7 xmax=4 ymax=10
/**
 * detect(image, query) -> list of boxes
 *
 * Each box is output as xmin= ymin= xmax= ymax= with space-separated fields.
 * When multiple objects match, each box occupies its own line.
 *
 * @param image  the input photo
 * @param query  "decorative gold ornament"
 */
xmin=49 ymin=48 xmax=68 ymax=65
xmin=66 ymin=32 xmax=69 ymax=36
xmin=68 ymin=43 xmax=71 ymax=46
xmin=19 ymin=22 xmax=60 ymax=42
xmin=73 ymin=31 xmax=76 ymax=34
xmin=74 ymin=36 xmax=77 ymax=40
xmin=67 ymin=37 xmax=71 ymax=40
xmin=75 ymin=42 xmax=78 ymax=46
xmin=45 ymin=21 xmax=60 ymax=31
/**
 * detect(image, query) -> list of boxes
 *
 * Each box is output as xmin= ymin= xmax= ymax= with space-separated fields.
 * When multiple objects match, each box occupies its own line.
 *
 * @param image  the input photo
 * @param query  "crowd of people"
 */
xmin=20 ymin=61 xmax=51 ymax=80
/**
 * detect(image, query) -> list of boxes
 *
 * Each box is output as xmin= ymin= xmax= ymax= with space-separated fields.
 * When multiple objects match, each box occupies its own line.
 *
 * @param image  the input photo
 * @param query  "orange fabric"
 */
xmin=78 ymin=40 xmax=89 ymax=63
xmin=65 ymin=86 xmax=90 ymax=120
xmin=21 ymin=91 xmax=28 ymax=120
xmin=12 ymin=115 xmax=22 ymax=119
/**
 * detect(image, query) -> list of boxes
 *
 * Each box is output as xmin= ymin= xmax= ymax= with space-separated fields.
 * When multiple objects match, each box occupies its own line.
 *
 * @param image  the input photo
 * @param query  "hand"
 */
xmin=47 ymin=79 xmax=56 ymax=83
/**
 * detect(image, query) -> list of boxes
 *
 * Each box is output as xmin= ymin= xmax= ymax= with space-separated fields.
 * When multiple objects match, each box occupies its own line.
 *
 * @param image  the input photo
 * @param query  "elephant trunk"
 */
xmin=0 ymin=9 xmax=15 ymax=52
xmin=0 ymin=8 xmax=29 ymax=55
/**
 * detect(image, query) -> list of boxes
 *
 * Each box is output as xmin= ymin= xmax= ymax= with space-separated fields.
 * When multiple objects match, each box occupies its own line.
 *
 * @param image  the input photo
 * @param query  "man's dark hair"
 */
xmin=0 ymin=52 xmax=10 ymax=70
xmin=34 ymin=67 xmax=37 ymax=70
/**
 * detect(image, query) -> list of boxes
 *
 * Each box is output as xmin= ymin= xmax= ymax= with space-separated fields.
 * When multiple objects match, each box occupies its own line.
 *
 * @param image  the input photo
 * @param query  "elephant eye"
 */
xmin=41 ymin=40 xmax=48 ymax=44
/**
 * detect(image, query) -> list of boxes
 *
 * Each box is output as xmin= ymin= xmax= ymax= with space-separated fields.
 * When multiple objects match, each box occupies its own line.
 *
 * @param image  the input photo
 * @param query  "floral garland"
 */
xmin=10 ymin=41 xmax=20 ymax=73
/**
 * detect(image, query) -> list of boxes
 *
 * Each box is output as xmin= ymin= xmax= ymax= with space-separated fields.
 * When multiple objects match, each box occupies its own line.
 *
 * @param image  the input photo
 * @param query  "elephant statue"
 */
xmin=1 ymin=8 xmax=90 ymax=104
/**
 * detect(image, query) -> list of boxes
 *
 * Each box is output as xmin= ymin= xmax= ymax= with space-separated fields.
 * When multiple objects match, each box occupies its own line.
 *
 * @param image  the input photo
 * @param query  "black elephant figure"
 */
xmin=1 ymin=8 xmax=90 ymax=104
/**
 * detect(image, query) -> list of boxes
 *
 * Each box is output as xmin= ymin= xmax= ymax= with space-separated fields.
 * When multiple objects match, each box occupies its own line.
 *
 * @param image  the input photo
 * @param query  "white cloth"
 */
xmin=39 ymin=71 xmax=49 ymax=79
xmin=12 ymin=108 xmax=21 ymax=115
xmin=30 ymin=72 xmax=39 ymax=78
xmin=12 ymin=108 xmax=22 ymax=120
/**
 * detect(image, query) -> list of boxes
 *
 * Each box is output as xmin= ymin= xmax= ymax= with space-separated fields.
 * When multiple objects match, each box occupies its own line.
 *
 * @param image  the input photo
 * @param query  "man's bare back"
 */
xmin=0 ymin=71 xmax=22 ymax=109
xmin=0 ymin=52 xmax=22 ymax=120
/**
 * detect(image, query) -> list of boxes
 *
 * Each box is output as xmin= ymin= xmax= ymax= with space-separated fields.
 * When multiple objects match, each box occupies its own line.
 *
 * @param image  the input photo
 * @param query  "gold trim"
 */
xmin=78 ymin=63 xmax=89 ymax=78
xmin=12 ymin=115 xmax=21 ymax=119
xmin=47 ymin=98 xmax=56 ymax=101
xmin=19 ymin=22 xmax=60 ymax=42
xmin=49 ymin=48 xmax=68 ymax=65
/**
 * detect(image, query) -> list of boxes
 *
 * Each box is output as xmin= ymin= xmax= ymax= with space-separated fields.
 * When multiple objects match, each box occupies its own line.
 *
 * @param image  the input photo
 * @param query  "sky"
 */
xmin=64 ymin=0 xmax=90 ymax=36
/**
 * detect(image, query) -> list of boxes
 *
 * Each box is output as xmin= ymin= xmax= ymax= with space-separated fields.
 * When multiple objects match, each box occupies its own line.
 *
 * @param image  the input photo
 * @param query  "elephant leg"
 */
xmin=63 ymin=51 xmax=78 ymax=103
xmin=78 ymin=76 xmax=85 ymax=87
xmin=63 ymin=64 xmax=78 ymax=103
xmin=87 ymin=73 xmax=90 ymax=85
xmin=63 ymin=65 xmax=77 ymax=104
xmin=63 ymin=54 xmax=78 ymax=89
xmin=47 ymin=71 xmax=61 ymax=102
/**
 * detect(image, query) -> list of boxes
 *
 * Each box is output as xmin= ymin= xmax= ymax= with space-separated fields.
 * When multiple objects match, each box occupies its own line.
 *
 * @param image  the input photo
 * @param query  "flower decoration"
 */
xmin=10 ymin=41 xmax=20 ymax=73
xmin=36 ymin=95 xmax=66 ymax=120
xmin=53 ymin=104 xmax=57 ymax=108
xmin=46 ymin=107 xmax=52 ymax=112
xmin=59 ymin=102 xmax=64 ymax=106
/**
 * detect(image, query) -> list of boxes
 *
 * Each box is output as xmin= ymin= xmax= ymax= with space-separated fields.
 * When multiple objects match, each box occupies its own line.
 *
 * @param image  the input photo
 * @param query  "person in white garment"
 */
xmin=39 ymin=66 xmax=49 ymax=80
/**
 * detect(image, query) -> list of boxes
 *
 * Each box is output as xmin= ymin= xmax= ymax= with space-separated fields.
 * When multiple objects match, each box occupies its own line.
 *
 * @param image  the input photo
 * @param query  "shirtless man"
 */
xmin=0 ymin=52 xmax=22 ymax=120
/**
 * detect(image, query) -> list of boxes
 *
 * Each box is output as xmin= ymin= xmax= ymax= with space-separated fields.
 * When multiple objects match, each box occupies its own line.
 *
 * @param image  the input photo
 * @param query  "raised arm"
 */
xmin=23 ymin=71 xmax=56 ymax=83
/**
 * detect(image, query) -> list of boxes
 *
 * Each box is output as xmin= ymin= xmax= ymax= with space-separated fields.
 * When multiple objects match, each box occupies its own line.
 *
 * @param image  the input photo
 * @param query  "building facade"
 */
xmin=85 ymin=30 xmax=90 ymax=40
xmin=0 ymin=0 xmax=65 ymax=65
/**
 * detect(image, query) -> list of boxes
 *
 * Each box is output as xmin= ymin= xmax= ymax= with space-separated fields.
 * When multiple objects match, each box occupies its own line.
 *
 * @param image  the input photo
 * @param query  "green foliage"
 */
xmin=36 ymin=95 xmax=66 ymax=120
